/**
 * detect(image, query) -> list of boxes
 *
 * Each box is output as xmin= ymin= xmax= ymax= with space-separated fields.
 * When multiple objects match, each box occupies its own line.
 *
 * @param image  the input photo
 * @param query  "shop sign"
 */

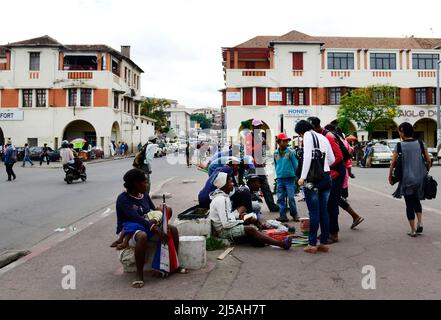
xmin=397 ymin=109 xmax=437 ymax=118
xmin=226 ymin=92 xmax=241 ymax=102
xmin=0 ymin=110 xmax=24 ymax=121
xmin=269 ymin=92 xmax=282 ymax=102
xmin=285 ymin=108 xmax=311 ymax=118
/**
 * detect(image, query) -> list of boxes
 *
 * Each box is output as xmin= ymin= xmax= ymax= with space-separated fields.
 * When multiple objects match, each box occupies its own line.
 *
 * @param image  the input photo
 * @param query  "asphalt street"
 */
xmin=0 ymin=153 xmax=190 ymax=253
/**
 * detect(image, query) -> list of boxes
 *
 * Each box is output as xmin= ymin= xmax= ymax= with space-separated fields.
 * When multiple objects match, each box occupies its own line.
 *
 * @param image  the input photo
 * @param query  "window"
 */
xmin=286 ymin=88 xmax=309 ymax=105
xmin=80 ymin=89 xmax=92 ymax=107
xmin=242 ymin=88 xmax=253 ymax=105
xmin=124 ymin=67 xmax=128 ymax=82
xmin=370 ymin=53 xmax=396 ymax=70
xmin=68 ymin=89 xmax=77 ymax=106
xmin=432 ymin=88 xmax=437 ymax=105
xmin=29 ymin=52 xmax=40 ymax=71
xmin=63 ymin=55 xmax=97 ymax=70
xmin=328 ymin=52 xmax=354 ymax=70
xmin=292 ymin=52 xmax=304 ymax=70
xmin=113 ymin=92 xmax=119 ymax=109
xmin=134 ymin=103 xmax=139 ymax=115
xmin=245 ymin=61 xmax=256 ymax=69
xmin=415 ymin=88 xmax=427 ymax=105
xmin=22 ymin=89 xmax=33 ymax=108
xmin=36 ymin=89 xmax=46 ymax=107
xmin=298 ymin=88 xmax=305 ymax=105
xmin=412 ymin=54 xmax=440 ymax=70
xmin=112 ymin=59 xmax=120 ymax=76
xmin=128 ymin=70 xmax=131 ymax=86
xmin=329 ymin=87 xmax=342 ymax=105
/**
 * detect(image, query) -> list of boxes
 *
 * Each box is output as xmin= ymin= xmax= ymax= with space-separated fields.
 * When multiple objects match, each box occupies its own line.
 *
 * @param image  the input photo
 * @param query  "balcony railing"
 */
xmin=242 ymin=70 xmax=266 ymax=77
xmin=68 ymin=72 xmax=93 ymax=79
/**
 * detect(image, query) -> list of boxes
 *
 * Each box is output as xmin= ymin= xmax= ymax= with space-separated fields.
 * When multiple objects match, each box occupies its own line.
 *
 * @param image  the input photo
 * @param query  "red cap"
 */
xmin=277 ymin=133 xmax=291 ymax=141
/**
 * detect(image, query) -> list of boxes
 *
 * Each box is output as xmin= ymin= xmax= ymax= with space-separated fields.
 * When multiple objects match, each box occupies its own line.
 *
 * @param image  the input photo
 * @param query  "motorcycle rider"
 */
xmin=60 ymin=140 xmax=75 ymax=166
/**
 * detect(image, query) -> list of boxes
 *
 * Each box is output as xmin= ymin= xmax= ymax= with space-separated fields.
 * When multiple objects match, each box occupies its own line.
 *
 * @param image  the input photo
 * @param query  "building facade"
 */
xmin=221 ymin=30 xmax=441 ymax=150
xmin=0 ymin=36 xmax=155 ymax=154
xmin=166 ymin=104 xmax=191 ymax=138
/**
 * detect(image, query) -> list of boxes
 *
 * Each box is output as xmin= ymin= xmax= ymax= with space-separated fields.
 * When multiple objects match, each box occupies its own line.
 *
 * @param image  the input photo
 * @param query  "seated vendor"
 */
xmin=113 ymin=169 xmax=184 ymax=288
xmin=209 ymin=172 xmax=292 ymax=250
xmin=246 ymin=174 xmax=263 ymax=220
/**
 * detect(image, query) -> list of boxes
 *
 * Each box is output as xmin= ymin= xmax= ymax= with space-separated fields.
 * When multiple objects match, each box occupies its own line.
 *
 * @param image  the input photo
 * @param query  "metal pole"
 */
xmin=437 ymin=60 xmax=441 ymax=152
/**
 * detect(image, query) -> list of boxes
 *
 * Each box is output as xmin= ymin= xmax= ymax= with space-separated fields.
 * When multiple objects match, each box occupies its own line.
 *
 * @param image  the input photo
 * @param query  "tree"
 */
xmin=140 ymin=98 xmax=171 ymax=133
xmin=190 ymin=113 xmax=212 ymax=129
xmin=338 ymin=85 xmax=400 ymax=140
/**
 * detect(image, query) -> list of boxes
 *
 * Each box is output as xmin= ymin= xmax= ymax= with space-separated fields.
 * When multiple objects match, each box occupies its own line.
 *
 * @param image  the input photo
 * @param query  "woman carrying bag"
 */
xmin=295 ymin=120 xmax=335 ymax=254
xmin=389 ymin=122 xmax=432 ymax=237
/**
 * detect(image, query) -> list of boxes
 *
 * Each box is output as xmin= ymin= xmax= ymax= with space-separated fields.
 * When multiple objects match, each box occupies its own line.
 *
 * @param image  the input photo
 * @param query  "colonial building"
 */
xmin=221 ymin=30 xmax=441 ymax=150
xmin=0 ymin=36 xmax=155 ymax=154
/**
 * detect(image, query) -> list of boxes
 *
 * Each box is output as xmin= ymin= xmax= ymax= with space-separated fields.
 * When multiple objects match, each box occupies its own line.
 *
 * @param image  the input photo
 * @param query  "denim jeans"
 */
xmin=304 ymin=173 xmax=332 ymax=246
xmin=22 ymin=155 xmax=33 ymax=166
xmin=328 ymin=163 xmax=346 ymax=235
xmin=276 ymin=177 xmax=298 ymax=219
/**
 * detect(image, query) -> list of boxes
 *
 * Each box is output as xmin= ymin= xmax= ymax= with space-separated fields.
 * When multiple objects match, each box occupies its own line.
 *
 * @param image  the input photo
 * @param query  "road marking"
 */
xmin=349 ymin=182 xmax=441 ymax=216
xmin=101 ymin=208 xmax=112 ymax=217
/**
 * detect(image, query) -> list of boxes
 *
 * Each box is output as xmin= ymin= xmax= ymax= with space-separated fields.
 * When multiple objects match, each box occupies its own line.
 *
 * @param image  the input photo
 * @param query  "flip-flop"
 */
xmin=131 ymin=280 xmax=144 ymax=288
xmin=351 ymin=217 xmax=365 ymax=230
xmin=407 ymin=232 xmax=417 ymax=238
xmin=177 ymin=268 xmax=189 ymax=274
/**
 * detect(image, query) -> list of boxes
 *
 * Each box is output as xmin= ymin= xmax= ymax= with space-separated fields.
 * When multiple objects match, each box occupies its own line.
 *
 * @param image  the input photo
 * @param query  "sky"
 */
xmin=1 ymin=0 xmax=441 ymax=108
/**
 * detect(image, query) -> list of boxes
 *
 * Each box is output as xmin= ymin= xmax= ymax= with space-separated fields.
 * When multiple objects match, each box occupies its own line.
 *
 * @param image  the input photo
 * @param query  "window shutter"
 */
xmin=304 ymin=88 xmax=310 ymax=105
xmin=256 ymin=88 xmax=266 ymax=105
xmin=245 ymin=61 xmax=256 ymax=69
xmin=294 ymin=88 xmax=299 ymax=106
xmin=281 ymin=88 xmax=287 ymax=105
xmin=426 ymin=87 xmax=433 ymax=105
xmin=243 ymin=88 xmax=253 ymax=105
xmin=292 ymin=53 xmax=304 ymax=70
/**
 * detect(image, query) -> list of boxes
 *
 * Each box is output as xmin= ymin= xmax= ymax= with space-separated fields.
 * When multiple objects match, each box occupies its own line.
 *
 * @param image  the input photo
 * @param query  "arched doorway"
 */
xmin=63 ymin=120 xmax=97 ymax=147
xmin=372 ymin=118 xmax=399 ymax=140
xmin=238 ymin=119 xmax=273 ymax=157
xmin=0 ymin=127 xmax=4 ymax=146
xmin=111 ymin=121 xmax=121 ymax=143
xmin=413 ymin=118 xmax=437 ymax=147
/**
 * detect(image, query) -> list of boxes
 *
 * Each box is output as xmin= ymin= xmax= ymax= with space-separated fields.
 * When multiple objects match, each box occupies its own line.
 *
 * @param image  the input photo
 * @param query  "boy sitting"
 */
xmin=209 ymin=172 xmax=292 ymax=249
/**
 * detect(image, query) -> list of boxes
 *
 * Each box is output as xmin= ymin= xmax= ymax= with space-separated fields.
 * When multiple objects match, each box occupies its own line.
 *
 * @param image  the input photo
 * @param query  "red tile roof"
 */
xmin=7 ymin=35 xmax=63 ymax=47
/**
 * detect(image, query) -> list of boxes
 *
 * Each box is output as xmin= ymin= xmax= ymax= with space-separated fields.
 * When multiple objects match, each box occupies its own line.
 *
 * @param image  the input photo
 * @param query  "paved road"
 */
xmin=350 ymin=165 xmax=441 ymax=213
xmin=0 ymin=153 xmax=191 ymax=253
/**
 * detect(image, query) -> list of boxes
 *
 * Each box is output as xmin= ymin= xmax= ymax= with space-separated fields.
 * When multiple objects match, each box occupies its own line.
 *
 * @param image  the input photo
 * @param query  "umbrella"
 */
xmin=70 ymin=138 xmax=87 ymax=149
xmin=346 ymin=135 xmax=358 ymax=143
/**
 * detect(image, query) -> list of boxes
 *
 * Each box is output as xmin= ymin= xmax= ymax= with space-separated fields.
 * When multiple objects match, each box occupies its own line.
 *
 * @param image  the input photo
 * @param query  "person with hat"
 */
xmin=274 ymin=133 xmax=300 ymax=222
xmin=245 ymin=119 xmax=279 ymax=212
xmin=209 ymin=172 xmax=292 ymax=250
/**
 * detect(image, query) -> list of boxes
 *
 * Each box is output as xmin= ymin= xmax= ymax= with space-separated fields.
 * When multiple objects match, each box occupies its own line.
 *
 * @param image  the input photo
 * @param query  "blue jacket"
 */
xmin=198 ymin=165 xmax=233 ymax=208
xmin=274 ymin=147 xmax=297 ymax=179
xmin=4 ymin=147 xmax=16 ymax=165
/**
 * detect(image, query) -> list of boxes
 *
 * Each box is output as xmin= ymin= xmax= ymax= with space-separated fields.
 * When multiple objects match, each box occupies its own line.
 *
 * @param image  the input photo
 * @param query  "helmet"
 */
xmin=61 ymin=140 xmax=69 ymax=148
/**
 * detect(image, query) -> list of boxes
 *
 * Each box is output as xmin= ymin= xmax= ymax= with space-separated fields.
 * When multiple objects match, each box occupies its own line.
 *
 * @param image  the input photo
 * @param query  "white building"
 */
xmin=0 ymin=35 xmax=155 ymax=154
xmin=166 ymin=104 xmax=192 ymax=138
xmin=222 ymin=31 xmax=441 ymax=150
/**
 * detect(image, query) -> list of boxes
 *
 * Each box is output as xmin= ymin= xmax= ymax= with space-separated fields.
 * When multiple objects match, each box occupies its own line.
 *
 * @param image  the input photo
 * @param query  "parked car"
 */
xmin=155 ymin=142 xmax=167 ymax=158
xmin=90 ymin=146 xmax=104 ymax=159
xmin=370 ymin=144 xmax=393 ymax=166
xmin=26 ymin=146 xmax=60 ymax=161
xmin=16 ymin=147 xmax=25 ymax=161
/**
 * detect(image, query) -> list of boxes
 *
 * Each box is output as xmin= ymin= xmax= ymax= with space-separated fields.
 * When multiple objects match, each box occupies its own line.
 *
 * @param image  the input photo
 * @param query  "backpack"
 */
xmin=9 ymin=148 xmax=17 ymax=163
xmin=133 ymin=148 xmax=146 ymax=168
xmin=323 ymin=129 xmax=351 ymax=163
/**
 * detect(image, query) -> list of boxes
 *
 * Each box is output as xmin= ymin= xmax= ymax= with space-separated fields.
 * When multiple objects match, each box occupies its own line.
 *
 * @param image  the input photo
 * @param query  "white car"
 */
xmin=371 ymin=144 xmax=393 ymax=166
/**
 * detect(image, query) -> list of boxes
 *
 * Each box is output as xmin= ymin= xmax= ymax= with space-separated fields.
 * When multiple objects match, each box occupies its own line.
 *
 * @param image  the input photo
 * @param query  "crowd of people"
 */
xmin=109 ymin=141 xmax=129 ymax=157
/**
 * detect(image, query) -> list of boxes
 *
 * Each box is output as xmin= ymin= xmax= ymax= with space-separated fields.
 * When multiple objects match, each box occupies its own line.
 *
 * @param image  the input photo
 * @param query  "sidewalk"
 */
xmin=1 ymin=167 xmax=441 ymax=299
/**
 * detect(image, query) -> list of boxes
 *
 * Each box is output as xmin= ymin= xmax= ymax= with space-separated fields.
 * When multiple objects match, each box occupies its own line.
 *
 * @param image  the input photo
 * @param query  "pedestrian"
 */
xmin=109 ymin=141 xmax=115 ymax=157
xmin=209 ymin=172 xmax=292 ymax=250
xmin=389 ymin=122 xmax=432 ymax=237
xmin=245 ymin=119 xmax=279 ymax=212
xmin=4 ymin=142 xmax=17 ymax=181
xmin=308 ymin=117 xmax=345 ymax=243
xmin=274 ymin=133 xmax=299 ymax=223
xmin=124 ymin=142 xmax=129 ymax=156
xmin=39 ymin=143 xmax=50 ymax=166
xmin=295 ymin=120 xmax=335 ymax=254
xmin=185 ymin=142 xmax=191 ymax=167
xmin=116 ymin=142 xmax=121 ymax=156
xmin=140 ymin=137 xmax=159 ymax=195
xmin=22 ymin=143 xmax=34 ymax=167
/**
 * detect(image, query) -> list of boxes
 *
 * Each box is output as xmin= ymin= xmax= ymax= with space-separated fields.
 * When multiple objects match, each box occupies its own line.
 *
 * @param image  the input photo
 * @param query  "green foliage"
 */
xmin=140 ymin=97 xmax=171 ymax=133
xmin=190 ymin=113 xmax=212 ymax=129
xmin=338 ymin=85 xmax=400 ymax=140
xmin=206 ymin=237 xmax=227 ymax=251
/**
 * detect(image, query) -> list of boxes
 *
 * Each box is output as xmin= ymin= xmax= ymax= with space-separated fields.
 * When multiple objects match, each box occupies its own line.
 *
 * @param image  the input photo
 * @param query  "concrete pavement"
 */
xmin=1 ymin=163 xmax=441 ymax=299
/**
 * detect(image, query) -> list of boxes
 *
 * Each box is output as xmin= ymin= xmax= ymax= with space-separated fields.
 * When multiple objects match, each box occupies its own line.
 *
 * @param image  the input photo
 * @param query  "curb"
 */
xmin=27 ymin=155 xmax=135 ymax=170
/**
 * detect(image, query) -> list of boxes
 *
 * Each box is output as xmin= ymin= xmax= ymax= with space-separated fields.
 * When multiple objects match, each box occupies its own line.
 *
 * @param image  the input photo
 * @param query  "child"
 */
xmin=246 ymin=174 xmax=263 ymax=220
xmin=274 ymin=133 xmax=299 ymax=223
xmin=209 ymin=172 xmax=292 ymax=249
xmin=110 ymin=210 xmax=165 ymax=250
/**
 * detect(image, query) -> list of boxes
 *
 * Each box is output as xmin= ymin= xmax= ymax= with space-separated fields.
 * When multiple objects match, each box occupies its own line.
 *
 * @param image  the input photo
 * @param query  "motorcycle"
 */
xmin=63 ymin=159 xmax=87 ymax=184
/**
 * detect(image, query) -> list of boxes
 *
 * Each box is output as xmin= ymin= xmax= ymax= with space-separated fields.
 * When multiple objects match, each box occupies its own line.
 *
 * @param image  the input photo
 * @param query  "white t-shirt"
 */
xmin=144 ymin=143 xmax=158 ymax=165
xmin=300 ymin=131 xmax=335 ymax=180
xmin=60 ymin=148 xmax=75 ymax=165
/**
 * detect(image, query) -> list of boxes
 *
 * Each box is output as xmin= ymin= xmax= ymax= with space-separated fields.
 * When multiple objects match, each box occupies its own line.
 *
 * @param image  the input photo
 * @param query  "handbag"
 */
xmin=424 ymin=175 xmax=438 ymax=200
xmin=391 ymin=142 xmax=403 ymax=185
xmin=306 ymin=132 xmax=325 ymax=184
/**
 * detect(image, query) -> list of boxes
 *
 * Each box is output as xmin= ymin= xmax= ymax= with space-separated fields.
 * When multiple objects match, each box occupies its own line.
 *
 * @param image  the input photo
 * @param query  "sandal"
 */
xmin=304 ymin=245 xmax=318 ymax=254
xmin=351 ymin=217 xmax=365 ymax=230
xmin=177 ymin=267 xmax=189 ymax=274
xmin=282 ymin=236 xmax=293 ymax=250
xmin=317 ymin=244 xmax=330 ymax=253
xmin=131 ymin=280 xmax=145 ymax=288
xmin=407 ymin=232 xmax=417 ymax=238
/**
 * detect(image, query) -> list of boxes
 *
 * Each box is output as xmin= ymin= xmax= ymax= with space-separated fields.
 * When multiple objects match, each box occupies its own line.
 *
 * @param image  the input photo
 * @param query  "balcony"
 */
xmin=68 ymin=71 xmax=93 ymax=79
xmin=226 ymin=69 xmax=277 ymax=87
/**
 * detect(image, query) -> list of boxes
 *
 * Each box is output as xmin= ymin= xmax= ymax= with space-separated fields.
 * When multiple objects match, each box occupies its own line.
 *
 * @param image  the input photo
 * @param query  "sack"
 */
xmin=306 ymin=132 xmax=325 ymax=183
xmin=392 ymin=142 xmax=403 ymax=185
xmin=132 ymin=150 xmax=145 ymax=168
xmin=424 ymin=175 xmax=438 ymax=200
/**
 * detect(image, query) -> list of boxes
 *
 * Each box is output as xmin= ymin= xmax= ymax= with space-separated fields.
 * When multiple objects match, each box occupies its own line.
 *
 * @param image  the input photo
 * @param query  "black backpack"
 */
xmin=323 ymin=129 xmax=351 ymax=163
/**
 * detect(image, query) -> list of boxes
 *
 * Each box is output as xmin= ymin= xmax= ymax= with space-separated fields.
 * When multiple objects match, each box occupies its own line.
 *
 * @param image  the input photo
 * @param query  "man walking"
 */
xmin=4 ymin=142 xmax=17 ymax=181
xmin=22 ymin=143 xmax=34 ymax=167
xmin=185 ymin=141 xmax=191 ymax=167
xmin=308 ymin=117 xmax=345 ymax=243
xmin=245 ymin=119 xmax=279 ymax=212
xmin=39 ymin=143 xmax=50 ymax=166
xmin=274 ymin=133 xmax=300 ymax=222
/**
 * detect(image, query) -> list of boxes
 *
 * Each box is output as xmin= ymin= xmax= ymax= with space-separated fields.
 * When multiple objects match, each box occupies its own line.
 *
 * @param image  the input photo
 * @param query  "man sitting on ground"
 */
xmin=209 ymin=172 xmax=292 ymax=250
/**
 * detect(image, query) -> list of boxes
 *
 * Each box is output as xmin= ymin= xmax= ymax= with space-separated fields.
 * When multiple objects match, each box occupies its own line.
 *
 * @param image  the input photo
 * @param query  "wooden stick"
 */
xmin=217 ymin=247 xmax=234 ymax=260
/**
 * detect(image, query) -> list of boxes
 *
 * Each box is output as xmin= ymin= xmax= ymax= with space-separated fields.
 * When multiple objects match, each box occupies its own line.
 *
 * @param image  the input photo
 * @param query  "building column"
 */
xmin=6 ymin=51 xmax=11 ymax=70
xmin=233 ymin=51 xmax=239 ymax=69
xmin=269 ymin=49 xmax=274 ymax=69
xmin=226 ymin=50 xmax=231 ymax=69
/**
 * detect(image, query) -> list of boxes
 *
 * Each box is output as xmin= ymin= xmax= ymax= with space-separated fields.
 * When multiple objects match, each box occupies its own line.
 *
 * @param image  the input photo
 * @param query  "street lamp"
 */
xmin=436 ymin=60 xmax=441 ymax=152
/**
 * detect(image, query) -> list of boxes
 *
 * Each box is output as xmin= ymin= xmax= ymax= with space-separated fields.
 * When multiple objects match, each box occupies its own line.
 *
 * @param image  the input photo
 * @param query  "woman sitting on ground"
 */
xmin=209 ymin=172 xmax=292 ymax=250
xmin=114 ymin=168 xmax=183 ymax=288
